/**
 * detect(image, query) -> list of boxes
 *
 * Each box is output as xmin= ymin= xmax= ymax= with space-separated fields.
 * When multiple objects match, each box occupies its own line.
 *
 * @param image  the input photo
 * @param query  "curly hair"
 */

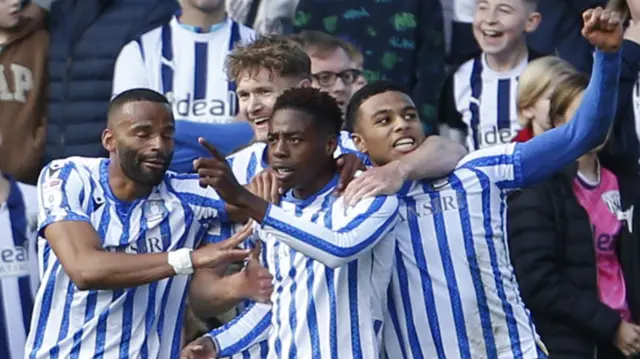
xmin=225 ymin=35 xmax=311 ymax=82
xmin=272 ymin=87 xmax=342 ymax=135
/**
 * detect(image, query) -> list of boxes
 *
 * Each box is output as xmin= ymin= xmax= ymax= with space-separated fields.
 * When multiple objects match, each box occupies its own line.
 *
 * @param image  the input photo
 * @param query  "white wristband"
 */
xmin=168 ymin=248 xmax=194 ymax=275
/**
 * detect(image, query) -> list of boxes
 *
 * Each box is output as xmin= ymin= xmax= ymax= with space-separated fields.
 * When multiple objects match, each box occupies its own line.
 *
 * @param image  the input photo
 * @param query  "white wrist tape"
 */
xmin=168 ymin=248 xmax=194 ymax=275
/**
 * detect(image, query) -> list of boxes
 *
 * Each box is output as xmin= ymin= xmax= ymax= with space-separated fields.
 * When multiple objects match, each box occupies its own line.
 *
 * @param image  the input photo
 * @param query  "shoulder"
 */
xmin=42 ymin=157 xmax=103 ymax=180
xmin=227 ymin=142 xmax=266 ymax=162
xmin=456 ymin=143 xmax=518 ymax=168
xmin=236 ymin=21 xmax=256 ymax=43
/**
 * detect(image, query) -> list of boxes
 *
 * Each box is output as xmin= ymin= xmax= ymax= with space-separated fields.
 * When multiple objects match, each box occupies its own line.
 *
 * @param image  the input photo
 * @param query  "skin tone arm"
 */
xmin=46 ymin=220 xmax=250 ymax=290
xmin=343 ymin=135 xmax=467 ymax=205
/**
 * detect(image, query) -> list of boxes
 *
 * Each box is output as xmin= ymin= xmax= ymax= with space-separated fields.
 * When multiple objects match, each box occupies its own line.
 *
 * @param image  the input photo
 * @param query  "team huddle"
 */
xmin=24 ymin=6 xmax=623 ymax=359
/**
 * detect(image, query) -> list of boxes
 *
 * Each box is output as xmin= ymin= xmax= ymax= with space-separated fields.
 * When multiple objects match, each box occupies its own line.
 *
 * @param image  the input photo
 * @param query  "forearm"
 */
xmin=72 ymin=251 xmax=175 ymax=290
xmin=208 ymin=302 xmax=272 ymax=357
xmin=258 ymin=200 xmax=398 ymax=268
xmin=189 ymin=271 xmax=247 ymax=318
xmin=396 ymin=135 xmax=467 ymax=181
xmin=519 ymin=49 xmax=621 ymax=186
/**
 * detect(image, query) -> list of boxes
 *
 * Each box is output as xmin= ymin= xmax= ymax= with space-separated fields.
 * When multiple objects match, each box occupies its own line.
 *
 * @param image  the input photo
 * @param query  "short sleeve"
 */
xmin=112 ymin=41 xmax=150 ymax=97
xmin=37 ymin=160 xmax=91 ymax=236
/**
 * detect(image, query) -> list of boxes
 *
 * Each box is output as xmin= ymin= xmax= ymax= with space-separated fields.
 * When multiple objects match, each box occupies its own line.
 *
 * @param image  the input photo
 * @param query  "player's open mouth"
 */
xmin=252 ymin=117 xmax=269 ymax=127
xmin=393 ymin=137 xmax=417 ymax=152
xmin=272 ymin=167 xmax=295 ymax=181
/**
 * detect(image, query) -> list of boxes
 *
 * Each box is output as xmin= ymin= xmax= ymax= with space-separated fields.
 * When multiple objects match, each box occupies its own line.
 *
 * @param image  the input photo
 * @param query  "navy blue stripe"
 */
xmin=0 ymin=285 xmax=8 ymax=359
xmin=193 ymin=42 xmax=208 ymax=100
xmin=469 ymin=57 xmax=483 ymax=150
xmin=228 ymin=21 xmax=240 ymax=109
xmin=406 ymin=196 xmax=445 ymax=358
xmin=347 ymin=261 xmax=361 ymax=357
xmin=287 ymin=247 xmax=298 ymax=359
xmin=471 ymin=169 xmax=522 ymax=356
xmin=161 ymin=23 xmax=174 ymax=95
xmin=497 ymin=79 xmax=511 ymax=129
xmin=448 ymin=175 xmax=498 ymax=358
xmin=426 ymin=183 xmax=471 ymax=357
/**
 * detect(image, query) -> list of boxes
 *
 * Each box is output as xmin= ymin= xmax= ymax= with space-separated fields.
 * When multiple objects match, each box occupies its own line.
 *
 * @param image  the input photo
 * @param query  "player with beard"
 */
xmin=25 ymin=88 xmax=253 ymax=359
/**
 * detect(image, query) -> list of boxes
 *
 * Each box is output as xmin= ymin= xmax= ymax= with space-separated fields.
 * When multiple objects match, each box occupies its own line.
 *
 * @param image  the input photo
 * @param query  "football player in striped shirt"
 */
xmin=0 ymin=131 xmax=39 ymax=359
xmin=438 ymin=0 xmax=544 ymax=151
xmin=182 ymin=87 xmax=399 ymax=358
xmin=343 ymin=7 xmax=623 ymax=358
xmin=24 ymin=89 xmax=253 ymax=359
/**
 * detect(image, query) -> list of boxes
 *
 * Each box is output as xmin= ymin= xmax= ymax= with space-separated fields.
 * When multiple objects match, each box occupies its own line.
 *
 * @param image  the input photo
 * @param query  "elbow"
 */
xmin=67 ymin=265 xmax=102 ymax=291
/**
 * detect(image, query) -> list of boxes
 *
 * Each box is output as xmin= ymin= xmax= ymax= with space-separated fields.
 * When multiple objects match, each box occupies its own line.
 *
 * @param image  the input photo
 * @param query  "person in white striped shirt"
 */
xmin=185 ymin=36 xmax=466 ymax=358
xmin=0 ymin=132 xmax=39 ymax=359
xmin=24 ymin=89 xmax=253 ymax=359
xmin=342 ymin=8 xmax=623 ymax=358
xmin=181 ymin=87 xmax=399 ymax=358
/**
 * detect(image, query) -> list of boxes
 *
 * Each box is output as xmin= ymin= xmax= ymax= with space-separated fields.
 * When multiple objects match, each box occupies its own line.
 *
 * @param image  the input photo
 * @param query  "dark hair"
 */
xmin=344 ymin=81 xmax=410 ymax=132
xmin=225 ymin=35 xmax=311 ymax=82
xmin=289 ymin=30 xmax=353 ymax=60
xmin=108 ymin=88 xmax=171 ymax=121
xmin=272 ymin=87 xmax=342 ymax=135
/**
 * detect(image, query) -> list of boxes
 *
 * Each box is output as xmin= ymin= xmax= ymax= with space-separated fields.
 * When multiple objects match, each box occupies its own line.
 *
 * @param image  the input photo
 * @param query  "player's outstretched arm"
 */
xmin=517 ymin=7 xmax=623 ymax=187
xmin=39 ymin=162 xmax=250 ymax=291
xmin=194 ymin=138 xmax=400 ymax=268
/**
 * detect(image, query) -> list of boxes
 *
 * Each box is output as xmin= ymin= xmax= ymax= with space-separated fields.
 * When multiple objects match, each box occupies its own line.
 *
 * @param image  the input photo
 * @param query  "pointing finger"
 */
xmin=198 ymin=137 xmax=226 ymax=162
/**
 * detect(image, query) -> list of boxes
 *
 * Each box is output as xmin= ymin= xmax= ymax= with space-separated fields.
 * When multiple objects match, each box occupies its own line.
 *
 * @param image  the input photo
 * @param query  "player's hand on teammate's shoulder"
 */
xmin=334 ymin=153 xmax=366 ymax=195
xmin=192 ymin=223 xmax=253 ymax=271
xmin=343 ymin=159 xmax=406 ymax=207
xmin=249 ymin=169 xmax=281 ymax=205
xmin=181 ymin=335 xmax=217 ymax=359
xmin=582 ymin=6 xmax=623 ymax=51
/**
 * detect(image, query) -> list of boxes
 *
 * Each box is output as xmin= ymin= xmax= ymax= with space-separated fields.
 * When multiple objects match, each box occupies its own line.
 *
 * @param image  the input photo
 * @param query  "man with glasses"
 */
xmin=291 ymin=30 xmax=362 ymax=115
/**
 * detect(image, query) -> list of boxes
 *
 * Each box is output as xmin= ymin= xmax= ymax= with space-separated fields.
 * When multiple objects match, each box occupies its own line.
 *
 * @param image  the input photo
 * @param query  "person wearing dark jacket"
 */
xmin=43 ymin=0 xmax=179 ymax=165
xmin=508 ymin=70 xmax=640 ymax=359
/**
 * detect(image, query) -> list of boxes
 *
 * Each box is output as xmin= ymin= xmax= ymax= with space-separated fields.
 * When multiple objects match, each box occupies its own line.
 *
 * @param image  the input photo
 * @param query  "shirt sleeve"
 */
xmin=257 ymin=195 xmax=399 ymax=268
xmin=112 ymin=40 xmax=150 ymax=97
xmin=167 ymin=174 xmax=228 ymax=222
xmin=206 ymin=302 xmax=272 ymax=357
xmin=37 ymin=160 xmax=91 ymax=237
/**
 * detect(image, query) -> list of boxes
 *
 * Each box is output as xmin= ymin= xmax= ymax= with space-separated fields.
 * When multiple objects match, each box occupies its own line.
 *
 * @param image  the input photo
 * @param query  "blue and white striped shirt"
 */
xmin=25 ymin=157 xmax=228 ymax=359
xmin=385 ymin=48 xmax=621 ymax=359
xmin=0 ymin=178 xmax=38 ymax=359
xmin=209 ymin=175 xmax=399 ymax=358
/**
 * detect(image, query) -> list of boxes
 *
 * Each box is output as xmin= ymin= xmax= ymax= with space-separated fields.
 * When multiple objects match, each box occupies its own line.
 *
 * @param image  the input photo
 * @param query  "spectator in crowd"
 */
xmin=507 ymin=71 xmax=640 ymax=359
xmin=25 ymin=89 xmax=253 ymax=359
xmin=113 ymin=0 xmax=256 ymax=173
xmin=44 ymin=0 xmax=178 ymax=165
xmin=512 ymin=56 xmax=578 ymax=142
xmin=0 ymin=0 xmax=48 ymax=185
xmin=0 ymin=131 xmax=39 ymax=359
xmin=450 ymin=0 xmax=606 ymax=73
xmin=291 ymin=30 xmax=361 ymax=116
xmin=292 ymin=0 xmax=445 ymax=134
xmin=344 ymin=41 xmax=367 ymax=92
xmin=227 ymin=0 xmax=299 ymax=35
xmin=438 ymin=0 xmax=544 ymax=151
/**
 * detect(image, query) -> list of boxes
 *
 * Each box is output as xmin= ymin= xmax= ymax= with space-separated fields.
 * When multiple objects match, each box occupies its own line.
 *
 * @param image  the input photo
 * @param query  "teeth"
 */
xmin=483 ymin=30 xmax=501 ymax=36
xmin=394 ymin=138 xmax=415 ymax=147
xmin=253 ymin=118 xmax=269 ymax=125
xmin=276 ymin=168 xmax=293 ymax=174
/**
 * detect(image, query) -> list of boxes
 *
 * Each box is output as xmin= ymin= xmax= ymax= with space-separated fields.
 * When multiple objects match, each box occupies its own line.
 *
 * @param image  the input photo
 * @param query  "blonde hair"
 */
xmin=516 ymin=56 xmax=577 ymax=127
xmin=549 ymin=72 xmax=590 ymax=126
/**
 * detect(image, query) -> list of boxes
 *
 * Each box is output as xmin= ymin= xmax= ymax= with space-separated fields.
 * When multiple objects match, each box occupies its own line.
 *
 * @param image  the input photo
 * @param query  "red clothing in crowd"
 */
xmin=512 ymin=126 xmax=534 ymax=143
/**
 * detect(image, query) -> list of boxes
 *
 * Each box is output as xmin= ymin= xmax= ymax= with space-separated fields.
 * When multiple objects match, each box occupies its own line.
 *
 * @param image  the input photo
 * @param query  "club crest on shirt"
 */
xmin=601 ymin=190 xmax=622 ymax=215
xmin=144 ymin=199 xmax=167 ymax=221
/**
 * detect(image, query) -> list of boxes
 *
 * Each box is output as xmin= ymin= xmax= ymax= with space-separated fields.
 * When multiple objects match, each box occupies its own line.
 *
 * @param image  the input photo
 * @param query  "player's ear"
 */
xmin=350 ymin=132 xmax=368 ymax=154
xmin=326 ymin=133 xmax=338 ymax=156
xmin=101 ymin=129 xmax=115 ymax=152
xmin=525 ymin=11 xmax=542 ymax=33
xmin=298 ymin=78 xmax=312 ymax=88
